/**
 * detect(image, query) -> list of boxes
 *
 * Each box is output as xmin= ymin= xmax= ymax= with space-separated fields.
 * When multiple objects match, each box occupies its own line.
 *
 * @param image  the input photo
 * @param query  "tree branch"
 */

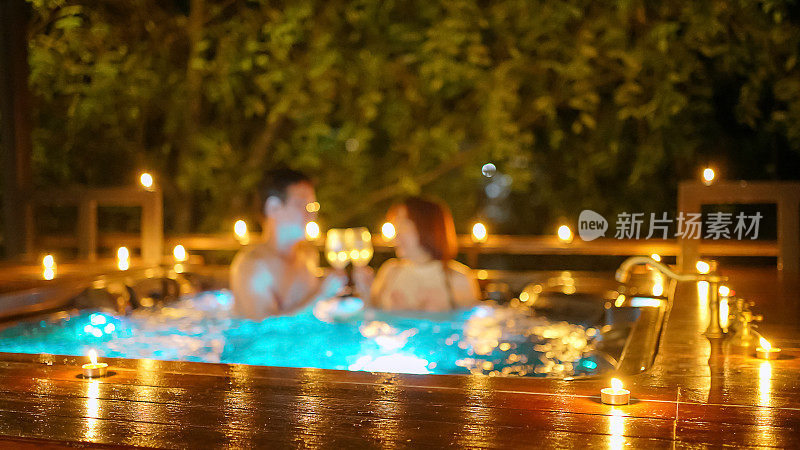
xmin=337 ymin=144 xmax=482 ymax=223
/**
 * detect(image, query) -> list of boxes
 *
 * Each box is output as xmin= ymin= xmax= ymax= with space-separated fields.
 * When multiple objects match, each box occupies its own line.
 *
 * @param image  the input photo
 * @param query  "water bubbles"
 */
xmin=0 ymin=289 xmax=600 ymax=379
xmin=90 ymin=314 xmax=107 ymax=326
xmin=481 ymin=163 xmax=497 ymax=178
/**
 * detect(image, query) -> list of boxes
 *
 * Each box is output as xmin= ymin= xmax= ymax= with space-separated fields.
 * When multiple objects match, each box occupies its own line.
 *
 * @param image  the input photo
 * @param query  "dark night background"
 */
xmin=3 ymin=0 xmax=800 ymax=244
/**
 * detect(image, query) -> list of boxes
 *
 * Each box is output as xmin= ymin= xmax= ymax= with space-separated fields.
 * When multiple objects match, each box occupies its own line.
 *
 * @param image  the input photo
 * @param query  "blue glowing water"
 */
xmin=0 ymin=291 xmax=606 ymax=377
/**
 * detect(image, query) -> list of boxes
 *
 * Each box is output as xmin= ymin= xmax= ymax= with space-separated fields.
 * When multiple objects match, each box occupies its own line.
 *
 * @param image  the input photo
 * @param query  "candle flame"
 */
xmin=88 ymin=349 xmax=98 ymax=365
xmin=759 ymin=337 xmax=771 ymax=351
xmin=611 ymin=378 xmax=623 ymax=390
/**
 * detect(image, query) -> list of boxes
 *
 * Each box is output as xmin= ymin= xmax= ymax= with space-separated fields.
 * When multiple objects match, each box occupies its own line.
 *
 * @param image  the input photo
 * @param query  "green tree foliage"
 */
xmin=25 ymin=0 xmax=800 ymax=234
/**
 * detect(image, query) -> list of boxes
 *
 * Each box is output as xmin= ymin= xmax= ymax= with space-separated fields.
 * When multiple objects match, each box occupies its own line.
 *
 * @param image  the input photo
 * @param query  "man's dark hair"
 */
xmin=258 ymin=168 xmax=313 ymax=204
xmin=258 ymin=169 xmax=314 ymax=205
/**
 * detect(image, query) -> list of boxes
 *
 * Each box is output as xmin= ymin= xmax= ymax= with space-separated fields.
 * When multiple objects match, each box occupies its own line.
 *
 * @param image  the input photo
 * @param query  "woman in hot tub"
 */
xmin=369 ymin=197 xmax=481 ymax=311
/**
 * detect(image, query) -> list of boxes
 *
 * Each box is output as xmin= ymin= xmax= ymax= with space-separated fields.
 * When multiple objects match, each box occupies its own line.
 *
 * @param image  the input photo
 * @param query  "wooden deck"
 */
xmin=0 ymin=267 xmax=798 ymax=448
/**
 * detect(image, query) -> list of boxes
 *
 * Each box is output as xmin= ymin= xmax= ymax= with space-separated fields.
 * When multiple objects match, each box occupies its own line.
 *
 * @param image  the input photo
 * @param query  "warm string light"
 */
xmin=234 ymin=219 xmax=249 ymax=244
xmin=305 ymin=221 xmax=321 ymax=240
xmin=42 ymin=254 xmax=56 ymax=280
xmin=117 ymin=247 xmax=130 ymax=271
xmin=696 ymin=260 xmax=710 ymax=274
xmin=140 ymin=172 xmax=154 ymax=189
xmin=472 ymin=222 xmax=488 ymax=243
xmin=557 ymin=225 xmax=573 ymax=243
xmin=650 ymin=253 xmax=661 ymax=262
xmin=381 ymin=222 xmax=396 ymax=240
xmin=702 ymin=167 xmax=715 ymax=185
xmin=173 ymin=244 xmax=187 ymax=262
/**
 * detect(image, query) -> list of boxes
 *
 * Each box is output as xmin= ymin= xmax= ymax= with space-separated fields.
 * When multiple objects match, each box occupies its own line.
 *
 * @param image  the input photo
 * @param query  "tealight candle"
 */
xmin=601 ymin=378 xmax=630 ymax=405
xmin=82 ymin=349 xmax=108 ymax=378
xmin=756 ymin=337 xmax=781 ymax=360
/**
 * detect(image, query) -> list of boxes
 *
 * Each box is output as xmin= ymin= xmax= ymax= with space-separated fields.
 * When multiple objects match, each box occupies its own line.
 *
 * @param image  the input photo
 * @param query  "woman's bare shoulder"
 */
xmin=447 ymin=260 xmax=476 ymax=277
xmin=446 ymin=260 xmax=481 ymax=306
xmin=377 ymin=258 xmax=405 ymax=273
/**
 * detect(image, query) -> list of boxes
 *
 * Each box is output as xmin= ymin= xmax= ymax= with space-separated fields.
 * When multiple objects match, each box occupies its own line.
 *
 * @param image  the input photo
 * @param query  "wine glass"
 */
xmin=325 ymin=229 xmax=350 ymax=270
xmin=347 ymin=227 xmax=373 ymax=268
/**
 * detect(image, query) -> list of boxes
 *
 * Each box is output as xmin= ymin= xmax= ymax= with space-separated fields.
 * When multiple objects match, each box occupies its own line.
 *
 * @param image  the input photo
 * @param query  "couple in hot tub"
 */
xmin=229 ymin=169 xmax=481 ymax=320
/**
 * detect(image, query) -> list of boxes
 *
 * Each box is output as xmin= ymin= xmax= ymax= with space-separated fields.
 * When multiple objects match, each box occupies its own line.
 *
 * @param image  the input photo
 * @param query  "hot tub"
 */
xmin=0 ymin=268 xmax=667 ymax=379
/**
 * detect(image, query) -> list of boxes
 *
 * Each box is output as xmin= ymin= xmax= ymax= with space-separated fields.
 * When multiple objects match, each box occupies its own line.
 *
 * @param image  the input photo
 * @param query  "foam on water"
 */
xmin=0 ymin=291 xmax=605 ymax=377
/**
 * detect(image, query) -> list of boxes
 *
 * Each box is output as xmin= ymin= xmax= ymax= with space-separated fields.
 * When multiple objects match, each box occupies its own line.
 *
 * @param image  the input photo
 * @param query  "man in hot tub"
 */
xmin=230 ymin=169 xmax=343 ymax=319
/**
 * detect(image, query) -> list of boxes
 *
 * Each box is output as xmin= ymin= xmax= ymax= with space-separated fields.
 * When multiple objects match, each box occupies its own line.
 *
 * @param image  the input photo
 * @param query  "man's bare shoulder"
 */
xmin=231 ymin=244 xmax=282 ymax=278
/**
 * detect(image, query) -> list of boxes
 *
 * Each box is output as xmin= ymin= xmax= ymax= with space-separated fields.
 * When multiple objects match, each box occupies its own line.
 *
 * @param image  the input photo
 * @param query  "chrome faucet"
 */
xmin=727 ymin=297 xmax=762 ymax=347
xmin=615 ymin=256 xmax=728 ymax=338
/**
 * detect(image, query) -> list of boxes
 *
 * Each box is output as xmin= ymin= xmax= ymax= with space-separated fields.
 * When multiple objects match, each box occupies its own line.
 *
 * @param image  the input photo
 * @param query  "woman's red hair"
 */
xmin=388 ymin=197 xmax=458 ymax=261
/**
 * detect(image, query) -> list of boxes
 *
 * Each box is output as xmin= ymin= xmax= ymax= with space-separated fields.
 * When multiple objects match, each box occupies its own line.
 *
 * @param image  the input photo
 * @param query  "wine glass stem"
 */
xmin=345 ymin=262 xmax=355 ymax=294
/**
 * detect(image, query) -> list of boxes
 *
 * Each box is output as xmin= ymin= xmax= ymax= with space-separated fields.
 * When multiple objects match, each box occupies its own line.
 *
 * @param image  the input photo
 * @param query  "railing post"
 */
xmin=141 ymin=189 xmax=163 ymax=266
xmin=678 ymin=182 xmax=701 ymax=273
xmin=777 ymin=193 xmax=799 ymax=276
xmin=0 ymin=0 xmax=34 ymax=261
xmin=467 ymin=243 xmax=480 ymax=268
xmin=78 ymin=199 xmax=98 ymax=261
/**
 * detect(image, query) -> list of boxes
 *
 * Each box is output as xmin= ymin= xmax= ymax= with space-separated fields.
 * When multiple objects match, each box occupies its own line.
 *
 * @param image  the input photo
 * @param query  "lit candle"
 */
xmin=601 ymin=378 xmax=630 ymax=405
xmin=82 ymin=349 xmax=108 ymax=378
xmin=756 ymin=337 xmax=781 ymax=360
